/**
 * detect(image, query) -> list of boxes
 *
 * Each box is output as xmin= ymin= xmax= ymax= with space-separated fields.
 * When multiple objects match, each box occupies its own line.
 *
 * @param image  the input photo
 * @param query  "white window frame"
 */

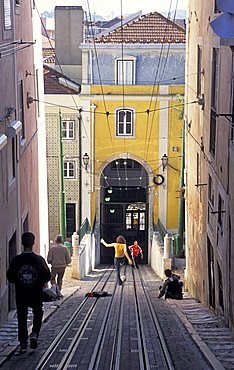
xmin=115 ymin=56 xmax=136 ymax=85
xmin=62 ymin=120 xmax=75 ymax=139
xmin=116 ymin=108 xmax=134 ymax=137
xmin=64 ymin=161 xmax=76 ymax=179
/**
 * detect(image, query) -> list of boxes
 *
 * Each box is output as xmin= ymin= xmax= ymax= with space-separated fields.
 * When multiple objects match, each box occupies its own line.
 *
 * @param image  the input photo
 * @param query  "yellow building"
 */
xmin=80 ymin=11 xmax=186 ymax=263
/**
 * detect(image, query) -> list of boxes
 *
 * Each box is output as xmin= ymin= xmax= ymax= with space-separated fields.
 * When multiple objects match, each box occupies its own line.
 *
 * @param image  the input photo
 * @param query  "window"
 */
xmin=116 ymin=59 xmax=135 ymax=85
xmin=209 ymin=48 xmax=219 ymax=157
xmin=217 ymin=194 xmax=224 ymax=231
xmin=208 ymin=175 xmax=214 ymax=207
xmin=7 ymin=138 xmax=15 ymax=184
xmin=111 ymin=159 xmax=141 ymax=170
xmin=214 ymin=0 xmax=221 ymax=13
xmin=196 ymin=152 xmax=200 ymax=190
xmin=4 ymin=0 xmax=12 ymax=30
xmin=66 ymin=203 xmax=76 ymax=237
xmin=116 ymin=109 xmax=133 ymax=136
xmin=18 ymin=80 xmax=25 ymax=141
xmin=64 ymin=161 xmax=75 ymax=178
xmin=197 ymin=46 xmax=202 ymax=97
xmin=62 ymin=120 xmax=75 ymax=139
xmin=35 ymin=69 xmax=40 ymax=117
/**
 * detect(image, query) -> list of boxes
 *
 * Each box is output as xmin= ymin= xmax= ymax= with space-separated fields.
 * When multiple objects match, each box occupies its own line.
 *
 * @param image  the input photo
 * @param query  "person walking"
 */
xmin=128 ymin=240 xmax=143 ymax=269
xmin=6 ymin=232 xmax=51 ymax=352
xmin=100 ymin=235 xmax=132 ymax=285
xmin=47 ymin=235 xmax=71 ymax=292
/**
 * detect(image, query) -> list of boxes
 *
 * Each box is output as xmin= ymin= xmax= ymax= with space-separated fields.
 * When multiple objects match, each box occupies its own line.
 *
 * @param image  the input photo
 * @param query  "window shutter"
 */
xmin=4 ymin=0 xmax=12 ymax=30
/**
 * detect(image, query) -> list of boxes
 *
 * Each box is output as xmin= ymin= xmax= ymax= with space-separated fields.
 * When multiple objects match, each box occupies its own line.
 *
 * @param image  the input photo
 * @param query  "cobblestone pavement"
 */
xmin=1 ymin=265 xmax=234 ymax=369
xmin=0 ymin=265 xmax=80 ymax=366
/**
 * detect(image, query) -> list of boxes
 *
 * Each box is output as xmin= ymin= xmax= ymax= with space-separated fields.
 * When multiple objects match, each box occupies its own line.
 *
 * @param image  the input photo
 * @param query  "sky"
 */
xmin=37 ymin=0 xmax=188 ymax=18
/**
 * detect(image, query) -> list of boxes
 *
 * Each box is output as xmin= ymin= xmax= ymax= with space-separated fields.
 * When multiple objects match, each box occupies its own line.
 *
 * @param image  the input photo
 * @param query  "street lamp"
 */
xmin=82 ymin=153 xmax=89 ymax=171
xmin=161 ymin=154 xmax=168 ymax=171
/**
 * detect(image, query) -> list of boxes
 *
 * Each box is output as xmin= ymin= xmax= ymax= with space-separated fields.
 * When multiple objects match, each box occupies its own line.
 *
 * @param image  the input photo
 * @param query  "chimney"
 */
xmin=55 ymin=6 xmax=84 ymax=67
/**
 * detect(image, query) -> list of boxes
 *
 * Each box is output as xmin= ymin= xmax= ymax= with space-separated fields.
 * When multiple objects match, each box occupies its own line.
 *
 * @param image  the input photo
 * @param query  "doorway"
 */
xmin=207 ymin=237 xmax=215 ymax=309
xmin=100 ymin=159 xmax=148 ymax=264
xmin=8 ymin=232 xmax=17 ymax=311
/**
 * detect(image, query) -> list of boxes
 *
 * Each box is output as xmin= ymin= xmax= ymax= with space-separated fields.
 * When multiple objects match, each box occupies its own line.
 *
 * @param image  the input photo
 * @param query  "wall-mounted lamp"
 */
xmin=82 ymin=152 xmax=89 ymax=171
xmin=27 ymin=92 xmax=34 ymax=108
xmin=161 ymin=154 xmax=168 ymax=171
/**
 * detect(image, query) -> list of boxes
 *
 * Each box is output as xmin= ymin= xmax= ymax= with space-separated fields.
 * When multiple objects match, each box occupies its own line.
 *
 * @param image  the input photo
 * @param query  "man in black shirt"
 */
xmin=7 ymin=232 xmax=51 ymax=352
xmin=157 ymin=269 xmax=183 ymax=299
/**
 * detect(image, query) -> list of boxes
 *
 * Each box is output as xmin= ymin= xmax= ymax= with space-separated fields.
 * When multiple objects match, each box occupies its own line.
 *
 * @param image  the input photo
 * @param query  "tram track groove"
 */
xmin=35 ymin=266 xmax=114 ymax=370
xmin=134 ymin=268 xmax=174 ymax=370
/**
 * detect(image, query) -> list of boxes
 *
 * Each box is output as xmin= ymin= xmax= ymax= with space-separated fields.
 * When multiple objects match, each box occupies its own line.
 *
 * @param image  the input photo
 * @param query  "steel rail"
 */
xmin=132 ymin=269 xmax=152 ymax=370
xmin=110 ymin=266 xmax=126 ymax=370
xmin=35 ymin=266 xmax=114 ymax=370
xmin=137 ymin=268 xmax=175 ymax=370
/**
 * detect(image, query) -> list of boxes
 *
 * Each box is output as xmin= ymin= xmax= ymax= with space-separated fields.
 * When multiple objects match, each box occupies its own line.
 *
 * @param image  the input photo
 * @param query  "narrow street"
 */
xmin=1 ymin=266 xmax=234 ymax=369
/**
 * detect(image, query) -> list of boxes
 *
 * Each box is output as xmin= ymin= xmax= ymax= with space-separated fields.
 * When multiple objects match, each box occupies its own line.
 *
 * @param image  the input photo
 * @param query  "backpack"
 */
xmin=165 ymin=279 xmax=183 ymax=300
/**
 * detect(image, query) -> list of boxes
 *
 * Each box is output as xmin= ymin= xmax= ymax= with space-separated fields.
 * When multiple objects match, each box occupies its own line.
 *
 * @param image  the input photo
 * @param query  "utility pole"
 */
xmin=59 ymin=109 xmax=66 ymax=240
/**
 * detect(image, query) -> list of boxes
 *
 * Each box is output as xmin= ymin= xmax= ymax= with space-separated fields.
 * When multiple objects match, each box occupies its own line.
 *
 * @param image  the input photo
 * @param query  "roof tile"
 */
xmin=94 ymin=12 xmax=186 ymax=44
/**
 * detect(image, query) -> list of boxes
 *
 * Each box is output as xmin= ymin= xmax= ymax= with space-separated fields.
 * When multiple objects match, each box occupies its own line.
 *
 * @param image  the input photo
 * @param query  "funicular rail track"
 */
xmin=35 ymin=266 xmax=174 ymax=370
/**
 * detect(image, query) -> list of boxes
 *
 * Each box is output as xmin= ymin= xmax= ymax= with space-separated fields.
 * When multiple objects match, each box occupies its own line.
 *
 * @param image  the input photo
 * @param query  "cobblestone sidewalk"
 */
xmin=0 ymin=265 xmax=80 ymax=366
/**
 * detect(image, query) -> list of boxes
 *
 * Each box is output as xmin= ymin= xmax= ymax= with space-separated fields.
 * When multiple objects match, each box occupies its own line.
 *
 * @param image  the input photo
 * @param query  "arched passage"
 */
xmin=100 ymin=158 xmax=149 ymax=264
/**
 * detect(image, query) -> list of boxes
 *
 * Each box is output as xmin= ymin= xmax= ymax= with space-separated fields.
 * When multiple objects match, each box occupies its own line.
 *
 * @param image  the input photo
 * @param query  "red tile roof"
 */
xmin=94 ymin=12 xmax=186 ymax=44
xmin=44 ymin=65 xmax=80 ymax=94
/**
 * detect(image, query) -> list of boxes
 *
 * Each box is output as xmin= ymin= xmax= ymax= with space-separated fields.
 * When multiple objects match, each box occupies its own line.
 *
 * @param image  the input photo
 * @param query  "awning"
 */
xmin=217 ymin=0 xmax=234 ymax=12
xmin=210 ymin=12 xmax=234 ymax=46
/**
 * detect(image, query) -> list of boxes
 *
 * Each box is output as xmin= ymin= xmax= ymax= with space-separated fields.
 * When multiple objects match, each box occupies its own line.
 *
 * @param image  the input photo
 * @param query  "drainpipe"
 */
xmin=176 ymin=121 xmax=185 ymax=255
xmin=59 ymin=109 xmax=66 ymax=240
xmin=78 ymin=109 xmax=82 ymax=229
xmin=91 ymin=104 xmax=96 ymax=193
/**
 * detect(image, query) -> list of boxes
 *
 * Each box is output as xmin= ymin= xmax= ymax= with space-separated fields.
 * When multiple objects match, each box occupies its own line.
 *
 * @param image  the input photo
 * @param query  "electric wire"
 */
xmin=86 ymin=0 xmax=122 ymax=190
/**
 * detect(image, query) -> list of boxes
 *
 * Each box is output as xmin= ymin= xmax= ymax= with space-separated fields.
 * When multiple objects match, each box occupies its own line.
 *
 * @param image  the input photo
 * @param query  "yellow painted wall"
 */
xmin=90 ymin=84 xmax=184 ymax=230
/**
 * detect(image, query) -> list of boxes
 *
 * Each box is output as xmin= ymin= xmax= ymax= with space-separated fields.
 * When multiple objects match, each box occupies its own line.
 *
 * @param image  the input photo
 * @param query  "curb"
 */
xmin=167 ymin=299 xmax=225 ymax=370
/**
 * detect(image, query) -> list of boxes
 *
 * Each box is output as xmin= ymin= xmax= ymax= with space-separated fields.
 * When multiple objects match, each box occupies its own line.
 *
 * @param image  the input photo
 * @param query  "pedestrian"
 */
xmin=128 ymin=240 xmax=143 ymax=268
xmin=47 ymin=235 xmax=71 ymax=292
xmin=100 ymin=235 xmax=133 ymax=285
xmin=157 ymin=269 xmax=183 ymax=299
xmin=6 ymin=232 xmax=51 ymax=352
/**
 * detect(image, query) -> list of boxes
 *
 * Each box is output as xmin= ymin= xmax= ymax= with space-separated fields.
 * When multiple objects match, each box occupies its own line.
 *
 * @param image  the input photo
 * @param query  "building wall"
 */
xmin=185 ymin=0 xmax=234 ymax=329
xmin=0 ymin=0 xmax=41 ymax=325
xmin=87 ymin=83 xmax=184 ymax=234
xmin=0 ymin=0 xmax=18 ymax=324
xmin=54 ymin=6 xmax=83 ymax=84
xmin=33 ymin=4 xmax=49 ymax=259
xmin=15 ymin=0 xmax=40 ymax=248
xmin=45 ymin=95 xmax=84 ymax=244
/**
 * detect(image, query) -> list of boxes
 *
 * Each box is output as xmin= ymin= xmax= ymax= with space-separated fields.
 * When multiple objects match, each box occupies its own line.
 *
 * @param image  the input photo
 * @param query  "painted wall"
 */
xmin=88 ymin=83 xmax=184 ymax=234
xmin=45 ymin=94 xmax=89 ymax=244
xmin=185 ymin=0 xmax=234 ymax=329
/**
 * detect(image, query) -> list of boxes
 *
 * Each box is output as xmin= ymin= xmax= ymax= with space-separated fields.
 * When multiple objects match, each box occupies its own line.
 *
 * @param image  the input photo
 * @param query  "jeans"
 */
xmin=16 ymin=300 xmax=43 ymax=345
xmin=114 ymin=257 xmax=124 ymax=285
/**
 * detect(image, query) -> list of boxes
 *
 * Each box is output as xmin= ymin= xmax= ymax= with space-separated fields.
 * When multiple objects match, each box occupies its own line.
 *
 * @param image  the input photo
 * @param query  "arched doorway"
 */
xmin=100 ymin=158 xmax=148 ymax=264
